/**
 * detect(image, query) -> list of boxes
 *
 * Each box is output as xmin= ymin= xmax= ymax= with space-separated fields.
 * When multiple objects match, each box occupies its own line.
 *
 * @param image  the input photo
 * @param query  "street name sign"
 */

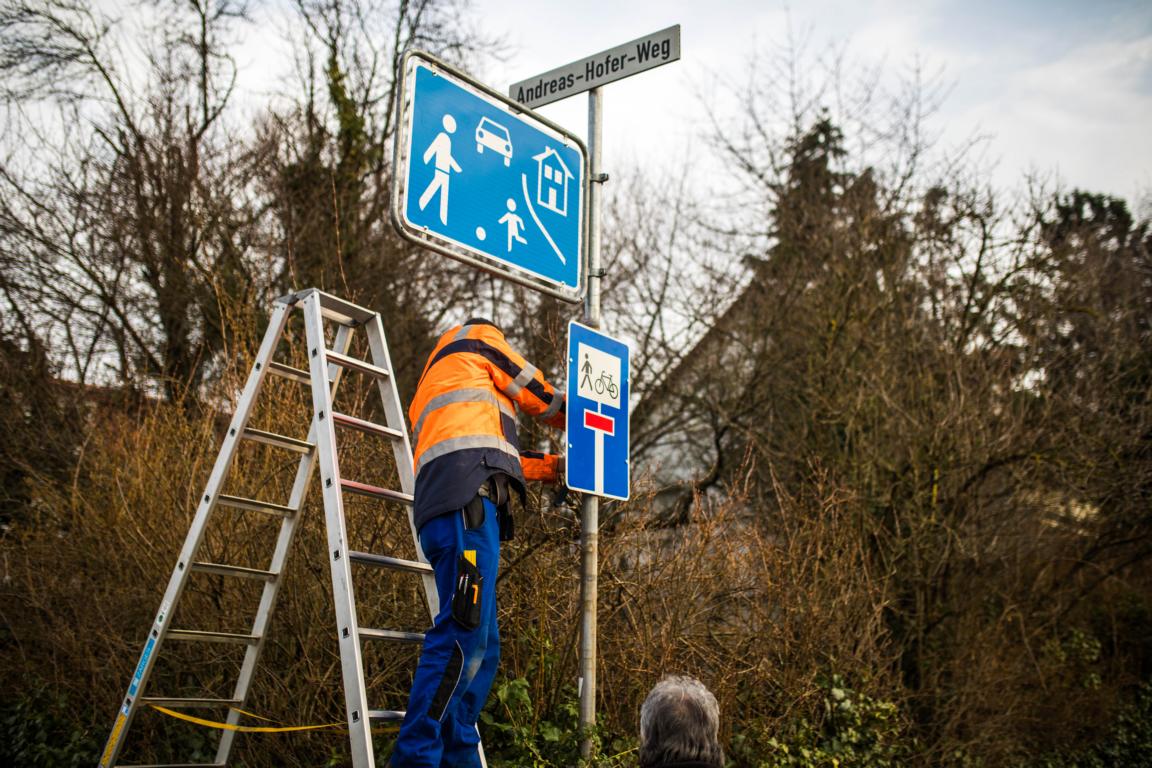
xmin=392 ymin=51 xmax=587 ymax=302
xmin=566 ymin=321 xmax=630 ymax=500
xmin=509 ymin=25 xmax=681 ymax=109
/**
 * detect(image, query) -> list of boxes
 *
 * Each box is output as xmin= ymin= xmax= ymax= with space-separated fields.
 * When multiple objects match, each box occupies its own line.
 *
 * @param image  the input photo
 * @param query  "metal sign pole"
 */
xmin=579 ymin=84 xmax=604 ymax=762
xmin=505 ymin=26 xmax=678 ymax=760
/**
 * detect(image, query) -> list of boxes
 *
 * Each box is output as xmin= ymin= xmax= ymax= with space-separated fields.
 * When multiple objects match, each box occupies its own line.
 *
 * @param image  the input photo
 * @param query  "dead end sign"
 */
xmin=566 ymin=321 xmax=630 ymax=500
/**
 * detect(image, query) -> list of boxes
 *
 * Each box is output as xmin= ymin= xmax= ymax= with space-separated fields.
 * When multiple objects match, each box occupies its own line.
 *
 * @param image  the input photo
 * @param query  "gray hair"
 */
xmin=638 ymin=675 xmax=724 ymax=768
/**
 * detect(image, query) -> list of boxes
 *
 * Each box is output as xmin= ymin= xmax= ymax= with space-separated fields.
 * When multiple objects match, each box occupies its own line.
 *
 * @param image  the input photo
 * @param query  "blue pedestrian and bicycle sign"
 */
xmin=392 ymin=51 xmax=587 ymax=302
xmin=566 ymin=321 xmax=630 ymax=500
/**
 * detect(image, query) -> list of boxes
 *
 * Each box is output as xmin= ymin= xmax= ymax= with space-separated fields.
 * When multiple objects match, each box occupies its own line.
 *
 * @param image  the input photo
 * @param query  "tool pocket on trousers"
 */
xmin=451 ymin=554 xmax=483 ymax=630
xmin=463 ymin=495 xmax=485 ymax=530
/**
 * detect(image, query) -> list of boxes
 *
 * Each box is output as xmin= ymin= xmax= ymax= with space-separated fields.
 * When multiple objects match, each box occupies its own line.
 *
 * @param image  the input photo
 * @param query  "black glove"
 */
xmin=549 ymin=460 xmax=568 ymax=508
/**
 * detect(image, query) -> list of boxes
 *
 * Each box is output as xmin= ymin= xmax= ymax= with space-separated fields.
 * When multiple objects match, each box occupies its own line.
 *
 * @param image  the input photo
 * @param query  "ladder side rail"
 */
xmin=363 ymin=315 xmax=438 ymax=618
xmin=214 ymin=323 xmax=356 ymax=764
xmin=99 ymin=300 xmax=295 ymax=768
xmin=302 ymin=292 xmax=376 ymax=768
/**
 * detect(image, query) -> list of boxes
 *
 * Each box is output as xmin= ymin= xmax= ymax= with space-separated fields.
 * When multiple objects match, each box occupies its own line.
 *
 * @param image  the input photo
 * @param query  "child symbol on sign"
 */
xmin=498 ymin=198 xmax=528 ymax=252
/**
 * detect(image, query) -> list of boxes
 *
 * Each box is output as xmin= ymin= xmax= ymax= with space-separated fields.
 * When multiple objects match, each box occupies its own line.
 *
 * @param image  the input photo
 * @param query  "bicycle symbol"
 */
xmin=593 ymin=371 xmax=619 ymax=399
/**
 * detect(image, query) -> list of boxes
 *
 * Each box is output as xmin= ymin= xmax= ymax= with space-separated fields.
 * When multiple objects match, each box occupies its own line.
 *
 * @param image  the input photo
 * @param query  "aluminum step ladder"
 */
xmin=99 ymin=288 xmax=447 ymax=768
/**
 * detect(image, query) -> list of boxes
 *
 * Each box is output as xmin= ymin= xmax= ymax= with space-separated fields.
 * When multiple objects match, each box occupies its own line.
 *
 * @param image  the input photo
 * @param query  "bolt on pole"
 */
xmin=579 ymin=84 xmax=604 ymax=763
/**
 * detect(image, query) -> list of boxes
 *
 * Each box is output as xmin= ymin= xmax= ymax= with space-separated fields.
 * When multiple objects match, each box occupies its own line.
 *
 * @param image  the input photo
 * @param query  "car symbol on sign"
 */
xmin=476 ymin=117 xmax=512 ymax=166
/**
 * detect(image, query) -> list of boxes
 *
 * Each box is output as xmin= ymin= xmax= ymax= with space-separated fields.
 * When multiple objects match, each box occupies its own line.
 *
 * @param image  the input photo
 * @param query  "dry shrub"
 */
xmin=912 ymin=488 xmax=1152 ymax=764
xmin=3 ymin=367 xmax=906 ymax=766
xmin=491 ymin=464 xmax=903 ymax=764
xmin=1 ymin=325 xmax=433 ymax=765
xmin=19 ymin=324 xmax=1139 ymax=766
xmin=11 ymin=366 xmax=1139 ymax=766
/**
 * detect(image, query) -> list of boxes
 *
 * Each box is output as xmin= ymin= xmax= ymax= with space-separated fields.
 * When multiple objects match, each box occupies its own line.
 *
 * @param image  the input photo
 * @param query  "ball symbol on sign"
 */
xmin=476 ymin=226 xmax=486 ymax=241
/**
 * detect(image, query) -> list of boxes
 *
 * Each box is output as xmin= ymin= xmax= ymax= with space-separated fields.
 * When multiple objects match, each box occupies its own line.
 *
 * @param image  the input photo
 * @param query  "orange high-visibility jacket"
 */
xmin=408 ymin=319 xmax=565 ymax=531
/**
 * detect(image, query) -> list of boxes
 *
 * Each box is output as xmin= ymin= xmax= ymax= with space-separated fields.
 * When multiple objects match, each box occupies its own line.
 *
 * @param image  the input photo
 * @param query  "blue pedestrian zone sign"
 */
xmin=566 ymin=322 xmax=630 ymax=500
xmin=394 ymin=53 xmax=586 ymax=297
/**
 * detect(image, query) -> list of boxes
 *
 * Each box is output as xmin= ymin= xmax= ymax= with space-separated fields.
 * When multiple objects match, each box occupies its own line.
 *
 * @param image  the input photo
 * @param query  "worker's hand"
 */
xmin=547 ymin=458 xmax=577 ymax=515
xmin=545 ymin=483 xmax=578 ymax=530
xmin=549 ymin=482 xmax=570 ymax=510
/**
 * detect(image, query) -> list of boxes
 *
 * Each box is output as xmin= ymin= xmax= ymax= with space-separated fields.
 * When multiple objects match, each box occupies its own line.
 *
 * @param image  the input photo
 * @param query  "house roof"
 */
xmin=532 ymin=146 xmax=573 ymax=179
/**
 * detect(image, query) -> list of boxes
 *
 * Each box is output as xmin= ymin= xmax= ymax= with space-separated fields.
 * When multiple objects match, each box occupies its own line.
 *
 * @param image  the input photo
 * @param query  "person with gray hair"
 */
xmin=638 ymin=675 xmax=725 ymax=768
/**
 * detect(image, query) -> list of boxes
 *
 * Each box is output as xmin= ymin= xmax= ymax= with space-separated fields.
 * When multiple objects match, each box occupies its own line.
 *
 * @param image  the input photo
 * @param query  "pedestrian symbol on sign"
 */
xmin=417 ymin=114 xmax=462 ymax=225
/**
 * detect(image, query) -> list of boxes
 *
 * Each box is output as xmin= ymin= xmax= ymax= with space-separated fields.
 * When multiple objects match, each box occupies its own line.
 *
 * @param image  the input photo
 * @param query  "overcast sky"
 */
xmin=464 ymin=0 xmax=1152 ymax=208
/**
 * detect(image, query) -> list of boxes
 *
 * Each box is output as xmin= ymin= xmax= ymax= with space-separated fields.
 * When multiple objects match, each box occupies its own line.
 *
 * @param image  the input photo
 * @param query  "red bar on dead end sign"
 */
xmin=584 ymin=410 xmax=615 ymax=435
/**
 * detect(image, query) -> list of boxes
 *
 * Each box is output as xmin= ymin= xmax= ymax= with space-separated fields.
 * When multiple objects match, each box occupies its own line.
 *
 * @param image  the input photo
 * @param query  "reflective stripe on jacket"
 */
xmin=408 ymin=319 xmax=565 ymax=531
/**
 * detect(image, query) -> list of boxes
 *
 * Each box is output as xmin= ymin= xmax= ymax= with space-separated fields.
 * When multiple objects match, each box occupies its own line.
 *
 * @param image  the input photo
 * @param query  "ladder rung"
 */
xmin=242 ymin=427 xmax=313 ymax=454
xmin=318 ymin=306 xmax=363 ymax=326
xmin=325 ymin=350 xmax=391 ymax=379
xmin=191 ymin=562 xmax=278 ymax=582
xmin=341 ymin=479 xmax=414 ymax=504
xmin=217 ymin=494 xmax=296 ymax=517
xmin=267 ymin=360 xmax=310 ymax=384
xmin=368 ymin=709 xmax=406 ymax=722
xmin=359 ymin=627 xmax=425 ymax=644
xmin=166 ymin=630 xmax=260 ymax=645
xmin=313 ymin=290 xmax=375 ymax=325
xmin=348 ymin=551 xmax=432 ymax=575
xmin=332 ymin=411 xmax=404 ymax=440
xmin=141 ymin=697 xmax=243 ymax=708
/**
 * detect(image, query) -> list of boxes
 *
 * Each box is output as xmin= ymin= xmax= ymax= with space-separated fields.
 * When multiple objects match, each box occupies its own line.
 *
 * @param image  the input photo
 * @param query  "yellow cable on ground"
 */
xmin=148 ymin=704 xmax=402 ymax=735
xmin=225 ymin=707 xmax=277 ymax=723
xmin=148 ymin=704 xmax=344 ymax=733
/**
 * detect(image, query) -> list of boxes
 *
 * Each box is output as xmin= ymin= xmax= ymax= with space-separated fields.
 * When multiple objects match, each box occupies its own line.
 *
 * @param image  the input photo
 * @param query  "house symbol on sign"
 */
xmin=533 ymin=147 xmax=573 ymax=216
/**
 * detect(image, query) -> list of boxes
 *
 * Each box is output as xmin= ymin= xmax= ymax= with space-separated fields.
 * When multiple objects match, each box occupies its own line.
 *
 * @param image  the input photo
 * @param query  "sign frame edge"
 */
xmin=390 ymin=49 xmax=589 ymax=304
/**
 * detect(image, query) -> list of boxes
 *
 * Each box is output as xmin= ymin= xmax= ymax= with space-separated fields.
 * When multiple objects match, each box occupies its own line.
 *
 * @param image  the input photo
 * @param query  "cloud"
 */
xmin=474 ymin=0 xmax=1152 ymax=201
xmin=949 ymin=35 xmax=1152 ymax=197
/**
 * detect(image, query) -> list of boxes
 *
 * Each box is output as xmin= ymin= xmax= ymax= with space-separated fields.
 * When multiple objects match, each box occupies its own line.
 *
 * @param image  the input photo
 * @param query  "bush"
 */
xmin=480 ymin=676 xmax=585 ymax=767
xmin=0 ymin=685 xmax=103 ymax=768
xmin=3 ymin=346 xmax=1148 ymax=766
xmin=1028 ymin=684 xmax=1152 ymax=768
xmin=730 ymin=674 xmax=913 ymax=768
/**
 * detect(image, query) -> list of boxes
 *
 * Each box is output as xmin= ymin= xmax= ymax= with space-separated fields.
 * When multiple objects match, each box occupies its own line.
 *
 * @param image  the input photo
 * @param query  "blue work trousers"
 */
xmin=390 ymin=498 xmax=500 ymax=768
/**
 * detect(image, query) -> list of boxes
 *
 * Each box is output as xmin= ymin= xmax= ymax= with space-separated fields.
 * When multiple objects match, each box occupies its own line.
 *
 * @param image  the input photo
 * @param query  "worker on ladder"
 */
xmin=391 ymin=317 xmax=565 ymax=767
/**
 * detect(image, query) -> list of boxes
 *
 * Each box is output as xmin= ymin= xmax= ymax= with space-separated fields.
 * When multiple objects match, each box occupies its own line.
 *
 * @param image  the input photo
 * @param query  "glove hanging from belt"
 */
xmin=467 ymin=473 xmax=515 ymax=541
xmin=477 ymin=473 xmax=510 ymax=506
